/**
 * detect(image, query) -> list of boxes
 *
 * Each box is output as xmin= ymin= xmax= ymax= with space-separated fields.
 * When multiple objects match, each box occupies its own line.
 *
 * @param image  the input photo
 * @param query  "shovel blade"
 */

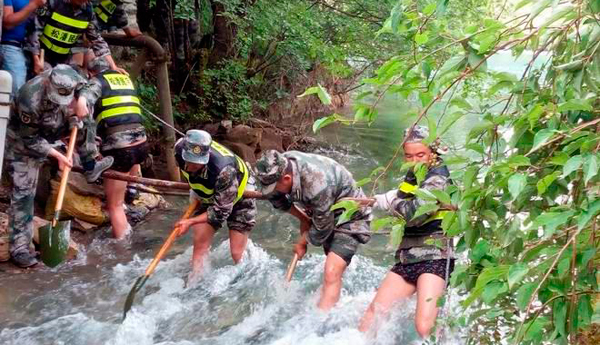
xmin=123 ymin=275 xmax=148 ymax=321
xmin=39 ymin=220 xmax=71 ymax=268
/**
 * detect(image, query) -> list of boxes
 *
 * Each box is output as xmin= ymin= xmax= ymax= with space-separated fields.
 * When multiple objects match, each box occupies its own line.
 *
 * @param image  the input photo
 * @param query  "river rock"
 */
xmin=258 ymin=128 xmax=283 ymax=152
xmin=221 ymin=141 xmax=257 ymax=164
xmin=224 ymin=125 xmax=262 ymax=150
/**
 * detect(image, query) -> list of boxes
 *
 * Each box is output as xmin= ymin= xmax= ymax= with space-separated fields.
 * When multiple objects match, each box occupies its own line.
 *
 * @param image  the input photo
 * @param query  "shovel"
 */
xmin=123 ymin=198 xmax=200 ymax=320
xmin=39 ymin=126 xmax=78 ymax=267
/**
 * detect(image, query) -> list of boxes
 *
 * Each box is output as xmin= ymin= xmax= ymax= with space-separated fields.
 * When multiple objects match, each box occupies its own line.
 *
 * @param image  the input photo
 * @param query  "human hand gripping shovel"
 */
xmin=39 ymin=124 xmax=78 ymax=267
xmin=122 ymin=198 xmax=200 ymax=320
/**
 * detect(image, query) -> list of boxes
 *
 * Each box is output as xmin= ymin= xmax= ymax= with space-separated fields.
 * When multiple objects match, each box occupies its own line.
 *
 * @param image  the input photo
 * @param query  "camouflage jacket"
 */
xmin=26 ymin=0 xmax=111 ymax=57
xmin=6 ymin=70 xmax=87 ymax=159
xmin=176 ymin=149 xmax=247 ymax=230
xmin=92 ymin=0 xmax=131 ymax=32
xmin=389 ymin=164 xmax=454 ymax=264
xmin=270 ymin=151 xmax=371 ymax=246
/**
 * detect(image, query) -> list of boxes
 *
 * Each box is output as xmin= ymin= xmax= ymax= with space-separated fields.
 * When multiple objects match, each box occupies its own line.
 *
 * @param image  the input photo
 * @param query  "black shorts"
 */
xmin=390 ymin=259 xmax=455 ymax=286
xmin=102 ymin=142 xmax=148 ymax=173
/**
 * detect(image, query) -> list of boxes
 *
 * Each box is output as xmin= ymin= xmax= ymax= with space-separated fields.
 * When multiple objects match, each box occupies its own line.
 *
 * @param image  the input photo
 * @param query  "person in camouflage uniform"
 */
xmin=254 ymin=150 xmax=372 ymax=311
xmin=91 ymin=0 xmax=141 ymax=36
xmin=359 ymin=125 xmax=454 ymax=338
xmin=78 ymin=56 xmax=147 ymax=239
xmin=26 ymin=0 xmax=127 ymax=74
xmin=5 ymin=64 xmax=113 ymax=268
xmin=173 ymin=130 xmax=257 ymax=281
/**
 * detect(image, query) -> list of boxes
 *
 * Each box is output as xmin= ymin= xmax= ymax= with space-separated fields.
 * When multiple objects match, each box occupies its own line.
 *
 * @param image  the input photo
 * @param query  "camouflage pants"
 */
xmin=6 ymin=155 xmax=42 ymax=256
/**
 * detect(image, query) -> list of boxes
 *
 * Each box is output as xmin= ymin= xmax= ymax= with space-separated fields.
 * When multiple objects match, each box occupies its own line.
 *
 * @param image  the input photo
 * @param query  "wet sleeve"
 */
xmin=14 ymin=104 xmax=52 ymax=158
xmin=86 ymin=18 xmax=111 ymax=57
xmin=206 ymin=166 xmax=239 ymax=229
xmin=390 ymin=174 xmax=449 ymax=226
xmin=25 ymin=6 xmax=48 ymax=55
xmin=78 ymin=77 xmax=103 ymax=111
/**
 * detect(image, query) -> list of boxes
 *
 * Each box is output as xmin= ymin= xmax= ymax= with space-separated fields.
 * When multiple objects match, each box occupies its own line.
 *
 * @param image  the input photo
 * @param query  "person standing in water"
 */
xmin=254 ymin=150 xmax=372 ymax=310
xmin=173 ymin=130 xmax=257 ymax=281
xmin=359 ymin=125 xmax=455 ymax=338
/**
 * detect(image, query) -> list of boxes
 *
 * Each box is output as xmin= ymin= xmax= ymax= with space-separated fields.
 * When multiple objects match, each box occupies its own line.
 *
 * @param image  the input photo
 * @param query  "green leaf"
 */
xmin=577 ymin=199 xmax=600 ymax=230
xmin=371 ymin=216 xmax=397 ymax=232
xmin=557 ymin=99 xmax=592 ymax=112
xmin=412 ymin=203 xmax=439 ymax=220
xmin=462 ymin=265 xmax=510 ymax=307
xmin=423 ymin=2 xmax=437 ymax=15
xmin=557 ymin=257 xmax=570 ymax=278
xmin=414 ymin=163 xmax=428 ymax=185
xmin=516 ymin=282 xmax=537 ymax=310
xmin=481 ymin=281 xmax=507 ymax=304
xmin=450 ymin=97 xmax=472 ymax=110
xmin=537 ymin=171 xmax=561 ymax=195
xmin=583 ymin=154 xmax=598 ymax=184
xmin=533 ymin=211 xmax=574 ymax=238
xmin=508 ymin=263 xmax=529 ymax=289
xmin=415 ymin=32 xmax=429 ymax=45
xmin=390 ymin=223 xmax=405 ymax=247
xmin=355 ymin=177 xmax=371 ymax=187
xmin=562 ymin=155 xmax=583 ymax=176
xmin=330 ymin=200 xmax=359 ymax=225
xmin=470 ymin=239 xmax=490 ymax=263
xmin=530 ymin=129 xmax=555 ymax=153
xmin=312 ymin=115 xmax=337 ymax=133
xmin=515 ymin=0 xmax=533 ymax=10
xmin=439 ymin=111 xmax=465 ymax=136
xmin=423 ymin=117 xmax=437 ymax=145
xmin=527 ymin=104 xmax=545 ymax=130
xmin=439 ymin=55 xmax=466 ymax=76
xmin=422 ymin=61 xmax=432 ymax=79
xmin=298 ymin=84 xmax=332 ymax=105
xmin=430 ymin=190 xmax=452 ymax=205
xmin=413 ymin=188 xmax=438 ymax=202
xmin=508 ymin=173 xmax=527 ymax=200
xmin=554 ymin=298 xmax=568 ymax=337
xmin=523 ymin=316 xmax=550 ymax=342
xmin=468 ymin=51 xmax=487 ymax=72
xmin=508 ymin=155 xmax=531 ymax=168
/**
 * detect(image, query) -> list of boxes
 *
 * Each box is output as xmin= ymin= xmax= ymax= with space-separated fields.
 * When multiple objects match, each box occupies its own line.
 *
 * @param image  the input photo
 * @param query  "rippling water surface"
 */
xmin=0 ymin=125 xmax=467 ymax=345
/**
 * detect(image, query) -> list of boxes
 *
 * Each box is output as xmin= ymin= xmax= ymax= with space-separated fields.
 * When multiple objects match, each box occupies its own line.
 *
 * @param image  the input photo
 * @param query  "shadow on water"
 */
xmin=0 ymin=94 xmax=475 ymax=344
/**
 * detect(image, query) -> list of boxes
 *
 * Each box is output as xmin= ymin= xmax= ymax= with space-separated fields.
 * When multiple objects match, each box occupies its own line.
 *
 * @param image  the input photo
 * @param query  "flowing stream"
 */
xmin=0 ymin=51 xmax=540 ymax=344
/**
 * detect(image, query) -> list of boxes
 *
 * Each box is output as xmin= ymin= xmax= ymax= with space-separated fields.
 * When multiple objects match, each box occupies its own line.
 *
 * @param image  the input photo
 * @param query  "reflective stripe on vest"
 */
xmin=101 ymin=95 xmax=140 ymax=107
xmin=41 ymin=11 xmax=89 ymax=54
xmin=96 ymin=106 xmax=141 ymax=123
xmin=51 ymin=12 xmax=89 ymax=29
xmin=40 ymin=36 xmax=70 ymax=54
xmin=398 ymin=181 xmax=447 ymax=223
xmin=94 ymin=7 xmax=109 ymax=22
xmin=181 ymin=150 xmax=249 ymax=204
xmin=95 ymin=0 xmax=117 ymax=23
xmin=43 ymin=24 xmax=79 ymax=44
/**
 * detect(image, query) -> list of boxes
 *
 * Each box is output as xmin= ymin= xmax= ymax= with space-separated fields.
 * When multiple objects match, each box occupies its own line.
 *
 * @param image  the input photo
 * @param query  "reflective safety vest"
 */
xmin=176 ymin=140 xmax=249 ymax=205
xmin=400 ymin=165 xmax=451 ymax=236
xmin=41 ymin=3 xmax=92 ymax=55
xmin=94 ymin=0 xmax=119 ymax=23
xmin=94 ymin=70 xmax=143 ymax=129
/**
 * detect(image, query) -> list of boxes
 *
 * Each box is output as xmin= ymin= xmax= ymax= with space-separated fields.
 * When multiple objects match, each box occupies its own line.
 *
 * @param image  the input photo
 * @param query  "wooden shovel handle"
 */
xmin=285 ymin=253 xmax=299 ymax=282
xmin=52 ymin=126 xmax=78 ymax=226
xmin=143 ymin=199 xmax=200 ymax=276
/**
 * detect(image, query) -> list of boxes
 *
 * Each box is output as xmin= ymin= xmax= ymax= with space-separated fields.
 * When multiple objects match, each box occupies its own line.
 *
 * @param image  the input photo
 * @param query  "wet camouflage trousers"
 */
xmin=193 ymin=197 xmax=257 ymax=232
xmin=5 ymin=155 xmax=43 ymax=256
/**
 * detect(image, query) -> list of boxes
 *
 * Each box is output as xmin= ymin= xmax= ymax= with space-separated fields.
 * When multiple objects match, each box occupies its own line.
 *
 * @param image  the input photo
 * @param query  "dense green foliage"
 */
xmin=315 ymin=0 xmax=600 ymax=343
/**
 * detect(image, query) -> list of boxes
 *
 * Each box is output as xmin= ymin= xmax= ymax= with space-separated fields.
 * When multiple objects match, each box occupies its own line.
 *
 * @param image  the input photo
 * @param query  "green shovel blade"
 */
xmin=123 ymin=275 xmax=148 ymax=321
xmin=39 ymin=220 xmax=71 ymax=268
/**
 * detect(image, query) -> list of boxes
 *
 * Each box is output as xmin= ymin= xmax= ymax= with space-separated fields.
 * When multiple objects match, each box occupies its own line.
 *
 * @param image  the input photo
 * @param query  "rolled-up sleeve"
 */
xmin=87 ymin=19 xmax=111 ymax=57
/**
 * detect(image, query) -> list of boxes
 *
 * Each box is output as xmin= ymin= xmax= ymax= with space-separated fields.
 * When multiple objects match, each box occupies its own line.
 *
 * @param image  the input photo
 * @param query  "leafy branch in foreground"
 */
xmin=310 ymin=0 xmax=599 ymax=343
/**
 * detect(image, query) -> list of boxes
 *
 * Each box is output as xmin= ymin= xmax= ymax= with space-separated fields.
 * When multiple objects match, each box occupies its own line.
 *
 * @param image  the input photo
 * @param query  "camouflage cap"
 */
xmin=46 ymin=64 xmax=85 ymax=106
xmin=87 ymin=56 xmax=111 ymax=75
xmin=181 ymin=129 xmax=212 ymax=164
xmin=254 ymin=150 xmax=288 ymax=195
xmin=404 ymin=125 xmax=429 ymax=144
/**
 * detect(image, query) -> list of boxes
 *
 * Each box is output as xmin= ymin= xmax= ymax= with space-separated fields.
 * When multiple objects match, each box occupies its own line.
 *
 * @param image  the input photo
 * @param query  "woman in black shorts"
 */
xmin=359 ymin=125 xmax=454 ymax=338
xmin=82 ymin=56 xmax=149 ymax=239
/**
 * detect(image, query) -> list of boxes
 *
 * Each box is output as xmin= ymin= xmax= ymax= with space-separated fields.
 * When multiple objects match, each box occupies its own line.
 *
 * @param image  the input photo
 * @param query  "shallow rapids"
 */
xmin=0 ymin=141 xmax=465 ymax=345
